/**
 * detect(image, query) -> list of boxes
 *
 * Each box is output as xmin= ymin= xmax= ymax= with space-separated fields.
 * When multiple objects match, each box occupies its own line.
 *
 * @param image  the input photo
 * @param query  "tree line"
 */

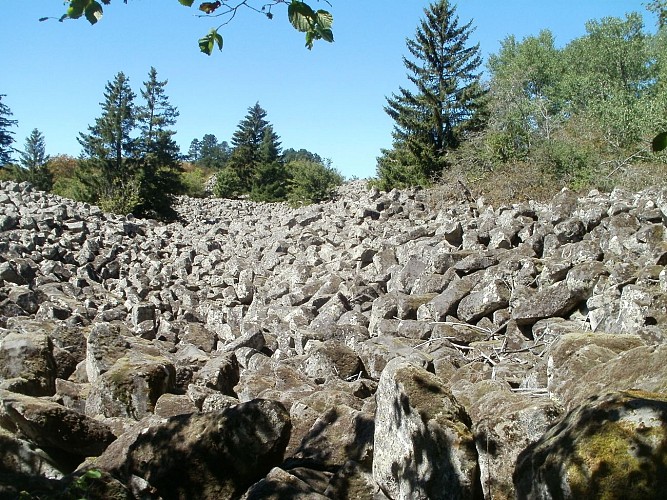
xmin=3 ymin=0 xmax=666 ymax=214
xmin=0 ymin=69 xmax=342 ymax=218
xmin=374 ymin=0 xmax=667 ymax=198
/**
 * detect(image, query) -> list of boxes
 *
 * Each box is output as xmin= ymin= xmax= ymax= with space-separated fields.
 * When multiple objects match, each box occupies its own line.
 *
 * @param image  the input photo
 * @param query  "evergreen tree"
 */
xmin=198 ymin=134 xmax=230 ymax=169
xmin=78 ymin=72 xmax=137 ymax=192
xmin=0 ymin=95 xmax=17 ymax=166
xmin=187 ymin=138 xmax=202 ymax=162
xmin=19 ymin=128 xmax=53 ymax=191
xmin=226 ymin=102 xmax=270 ymax=192
xmin=250 ymin=125 xmax=288 ymax=202
xmin=135 ymin=67 xmax=183 ymax=218
xmin=379 ymin=0 xmax=485 ymax=186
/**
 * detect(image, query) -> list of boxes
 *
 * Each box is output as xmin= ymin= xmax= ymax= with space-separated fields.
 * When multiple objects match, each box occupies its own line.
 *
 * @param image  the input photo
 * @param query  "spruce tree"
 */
xmin=250 ymin=125 xmax=288 ymax=202
xmin=226 ymin=102 xmax=270 ymax=192
xmin=0 ymin=95 xmax=17 ymax=166
xmin=135 ymin=67 xmax=183 ymax=218
xmin=198 ymin=134 xmax=230 ymax=169
xmin=379 ymin=0 xmax=485 ymax=186
xmin=78 ymin=72 xmax=137 ymax=194
xmin=19 ymin=128 xmax=53 ymax=191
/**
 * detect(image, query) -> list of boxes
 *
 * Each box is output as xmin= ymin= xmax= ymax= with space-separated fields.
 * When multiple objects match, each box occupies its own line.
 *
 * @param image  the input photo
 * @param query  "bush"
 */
xmin=97 ymin=177 xmax=142 ymax=215
xmin=286 ymin=159 xmax=343 ymax=205
xmin=214 ymin=167 xmax=243 ymax=198
xmin=180 ymin=163 xmax=213 ymax=198
xmin=373 ymin=146 xmax=431 ymax=191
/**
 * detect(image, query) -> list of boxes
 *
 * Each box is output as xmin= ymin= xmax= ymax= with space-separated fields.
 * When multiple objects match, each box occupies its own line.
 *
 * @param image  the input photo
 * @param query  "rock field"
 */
xmin=0 ymin=179 xmax=666 ymax=499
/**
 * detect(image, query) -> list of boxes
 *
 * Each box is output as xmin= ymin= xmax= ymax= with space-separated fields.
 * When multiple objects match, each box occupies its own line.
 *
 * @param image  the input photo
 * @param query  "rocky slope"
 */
xmin=0 ymin=179 xmax=666 ymax=499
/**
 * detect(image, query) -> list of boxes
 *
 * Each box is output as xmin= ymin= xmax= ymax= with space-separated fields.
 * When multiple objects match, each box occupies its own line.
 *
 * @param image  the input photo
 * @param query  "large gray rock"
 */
xmin=373 ymin=358 xmax=481 ymax=499
xmin=0 ymin=390 xmax=115 ymax=457
xmin=0 ymin=331 xmax=57 ymax=396
xmin=94 ymin=399 xmax=291 ymax=500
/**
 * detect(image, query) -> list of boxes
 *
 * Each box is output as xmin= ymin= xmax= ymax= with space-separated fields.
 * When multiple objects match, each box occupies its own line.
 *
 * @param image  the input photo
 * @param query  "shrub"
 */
xmin=214 ymin=166 xmax=243 ymax=198
xmin=286 ymin=159 xmax=343 ymax=205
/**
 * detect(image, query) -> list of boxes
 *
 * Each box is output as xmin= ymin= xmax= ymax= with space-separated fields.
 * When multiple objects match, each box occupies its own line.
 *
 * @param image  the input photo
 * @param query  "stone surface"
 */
xmin=373 ymin=358 xmax=481 ymax=499
xmin=514 ymin=390 xmax=667 ymax=499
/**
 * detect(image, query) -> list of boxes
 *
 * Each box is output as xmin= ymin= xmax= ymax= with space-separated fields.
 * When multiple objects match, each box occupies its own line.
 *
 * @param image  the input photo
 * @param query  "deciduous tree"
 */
xmin=51 ymin=1 xmax=334 ymax=55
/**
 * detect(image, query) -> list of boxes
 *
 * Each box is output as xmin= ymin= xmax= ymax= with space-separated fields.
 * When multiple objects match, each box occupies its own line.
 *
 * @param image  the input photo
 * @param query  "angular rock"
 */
xmin=95 ymin=399 xmax=291 ymax=500
xmin=0 ymin=390 xmax=115 ymax=457
xmin=373 ymin=358 xmax=480 ymax=499
xmin=0 ymin=331 xmax=57 ymax=396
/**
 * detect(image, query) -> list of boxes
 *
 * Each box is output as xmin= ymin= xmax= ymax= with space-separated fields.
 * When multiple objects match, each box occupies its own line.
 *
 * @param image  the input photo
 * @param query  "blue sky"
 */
xmin=0 ymin=1 xmax=654 ymax=179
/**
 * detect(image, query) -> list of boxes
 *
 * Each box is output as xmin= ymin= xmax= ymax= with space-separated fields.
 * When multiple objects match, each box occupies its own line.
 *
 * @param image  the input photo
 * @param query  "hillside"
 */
xmin=1 ymin=179 xmax=666 ymax=499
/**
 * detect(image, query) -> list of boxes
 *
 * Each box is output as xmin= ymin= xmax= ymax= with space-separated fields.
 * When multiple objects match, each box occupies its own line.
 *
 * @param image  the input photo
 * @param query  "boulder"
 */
xmin=514 ymin=390 xmax=667 ymax=499
xmin=373 ymin=358 xmax=481 ymax=499
xmin=95 ymin=399 xmax=291 ymax=500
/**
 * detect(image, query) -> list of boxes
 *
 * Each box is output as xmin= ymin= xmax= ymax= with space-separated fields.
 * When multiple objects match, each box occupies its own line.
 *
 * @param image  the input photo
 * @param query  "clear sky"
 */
xmin=0 ymin=1 xmax=654 ymax=179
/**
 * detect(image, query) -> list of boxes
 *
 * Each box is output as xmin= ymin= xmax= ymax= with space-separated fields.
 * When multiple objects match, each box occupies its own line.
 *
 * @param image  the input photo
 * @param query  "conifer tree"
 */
xmin=78 ymin=72 xmax=137 ymax=193
xmin=0 ymin=95 xmax=17 ymax=166
xmin=135 ymin=67 xmax=183 ymax=218
xmin=250 ymin=125 xmax=288 ymax=202
xmin=224 ymin=102 xmax=271 ymax=192
xmin=378 ymin=0 xmax=485 ymax=187
xmin=19 ymin=128 xmax=53 ymax=191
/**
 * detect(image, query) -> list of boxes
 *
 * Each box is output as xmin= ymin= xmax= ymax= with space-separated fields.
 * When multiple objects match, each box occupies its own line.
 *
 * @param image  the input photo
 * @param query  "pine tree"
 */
xmin=0 ymin=95 xmax=18 ymax=166
xmin=19 ymin=128 xmax=53 ymax=191
xmin=135 ymin=67 xmax=183 ymax=218
xmin=379 ymin=0 xmax=485 ymax=185
xmin=78 ymin=72 xmax=137 ymax=190
xmin=187 ymin=138 xmax=202 ymax=162
xmin=198 ymin=134 xmax=230 ymax=169
xmin=226 ymin=102 xmax=270 ymax=192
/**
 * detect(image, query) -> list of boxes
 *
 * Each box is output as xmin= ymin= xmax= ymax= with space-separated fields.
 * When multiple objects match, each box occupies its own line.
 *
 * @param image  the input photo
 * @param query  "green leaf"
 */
xmin=653 ymin=132 xmax=667 ymax=152
xmin=198 ymin=28 xmax=223 ymax=55
xmin=84 ymin=1 xmax=103 ymax=25
xmin=288 ymin=1 xmax=315 ymax=32
xmin=315 ymin=10 xmax=333 ymax=30
xmin=67 ymin=0 xmax=89 ymax=19
xmin=316 ymin=26 xmax=334 ymax=43
xmin=178 ymin=0 xmax=195 ymax=5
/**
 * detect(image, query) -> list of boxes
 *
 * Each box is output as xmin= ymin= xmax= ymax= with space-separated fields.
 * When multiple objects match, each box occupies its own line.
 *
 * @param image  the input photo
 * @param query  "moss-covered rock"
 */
xmin=514 ymin=390 xmax=667 ymax=499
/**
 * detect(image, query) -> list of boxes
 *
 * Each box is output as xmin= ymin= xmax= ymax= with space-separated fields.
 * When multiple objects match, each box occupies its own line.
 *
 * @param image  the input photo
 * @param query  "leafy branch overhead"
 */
xmin=49 ymin=0 xmax=333 ymax=55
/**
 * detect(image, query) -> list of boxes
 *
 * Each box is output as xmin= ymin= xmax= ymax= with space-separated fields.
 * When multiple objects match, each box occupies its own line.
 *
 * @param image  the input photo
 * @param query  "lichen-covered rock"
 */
xmin=546 ymin=332 xmax=646 ymax=405
xmin=514 ymin=390 xmax=667 ymax=499
xmin=0 ymin=331 xmax=57 ymax=396
xmin=373 ymin=358 xmax=481 ymax=499
xmin=464 ymin=382 xmax=563 ymax=500
xmin=86 ymin=352 xmax=175 ymax=419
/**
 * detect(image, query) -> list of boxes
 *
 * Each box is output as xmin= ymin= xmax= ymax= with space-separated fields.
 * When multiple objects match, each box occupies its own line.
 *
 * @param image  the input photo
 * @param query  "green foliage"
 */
xmin=378 ymin=0 xmax=485 ymax=190
xmin=180 ymin=163 xmax=213 ymax=197
xmin=373 ymin=146 xmax=430 ymax=191
xmin=97 ymin=175 xmax=143 ymax=214
xmin=75 ymin=69 xmax=183 ymax=218
xmin=18 ymin=128 xmax=53 ymax=191
xmin=214 ymin=166 xmax=243 ymax=198
xmin=446 ymin=9 xmax=667 ymax=198
xmin=225 ymin=102 xmax=277 ymax=193
xmin=0 ymin=94 xmax=17 ymax=166
xmin=56 ymin=1 xmax=334 ymax=55
xmin=286 ymin=159 xmax=343 ymax=205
